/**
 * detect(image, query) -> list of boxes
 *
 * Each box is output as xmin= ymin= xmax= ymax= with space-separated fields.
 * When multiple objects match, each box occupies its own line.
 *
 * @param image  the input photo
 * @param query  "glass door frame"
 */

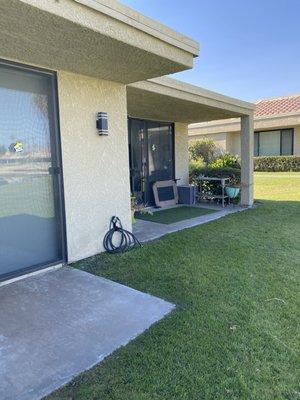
xmin=128 ymin=117 xmax=175 ymax=205
xmin=0 ymin=59 xmax=67 ymax=282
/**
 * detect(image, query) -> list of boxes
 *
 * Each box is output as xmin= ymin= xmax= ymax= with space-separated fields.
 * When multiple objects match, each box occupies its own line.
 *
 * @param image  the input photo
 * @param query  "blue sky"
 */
xmin=121 ymin=0 xmax=300 ymax=102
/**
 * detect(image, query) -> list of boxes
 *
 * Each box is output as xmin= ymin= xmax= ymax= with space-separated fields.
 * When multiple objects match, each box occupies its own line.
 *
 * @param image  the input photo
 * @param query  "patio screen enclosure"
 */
xmin=128 ymin=118 xmax=175 ymax=205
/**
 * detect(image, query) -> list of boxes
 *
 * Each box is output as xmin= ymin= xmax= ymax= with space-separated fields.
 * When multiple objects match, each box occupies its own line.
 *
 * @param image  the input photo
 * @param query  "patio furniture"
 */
xmin=196 ymin=176 xmax=230 ymax=207
xmin=152 ymin=180 xmax=178 ymax=207
xmin=177 ymin=185 xmax=197 ymax=205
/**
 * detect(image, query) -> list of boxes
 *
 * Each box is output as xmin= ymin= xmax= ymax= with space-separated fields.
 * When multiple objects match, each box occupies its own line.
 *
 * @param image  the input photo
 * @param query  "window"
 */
xmin=254 ymin=129 xmax=294 ymax=156
xmin=281 ymin=129 xmax=294 ymax=155
xmin=254 ymin=132 xmax=259 ymax=156
xmin=259 ymin=130 xmax=281 ymax=156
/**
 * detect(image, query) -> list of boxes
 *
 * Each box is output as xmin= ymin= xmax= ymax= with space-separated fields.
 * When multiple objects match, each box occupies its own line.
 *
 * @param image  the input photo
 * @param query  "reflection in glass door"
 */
xmin=0 ymin=61 xmax=65 ymax=278
xmin=128 ymin=118 xmax=146 ymax=203
xmin=128 ymin=118 xmax=174 ymax=205
xmin=147 ymin=122 xmax=174 ymax=204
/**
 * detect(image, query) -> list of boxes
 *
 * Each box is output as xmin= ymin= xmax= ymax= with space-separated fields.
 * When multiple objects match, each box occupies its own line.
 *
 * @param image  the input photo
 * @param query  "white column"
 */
xmin=240 ymin=114 xmax=254 ymax=206
xmin=174 ymin=122 xmax=189 ymax=184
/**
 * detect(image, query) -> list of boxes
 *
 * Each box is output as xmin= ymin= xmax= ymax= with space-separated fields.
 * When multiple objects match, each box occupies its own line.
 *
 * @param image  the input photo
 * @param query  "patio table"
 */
xmin=197 ymin=176 xmax=230 ymax=207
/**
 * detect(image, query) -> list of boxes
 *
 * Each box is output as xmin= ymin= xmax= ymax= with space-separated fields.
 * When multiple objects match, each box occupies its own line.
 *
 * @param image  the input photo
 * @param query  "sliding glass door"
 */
xmin=0 ymin=61 xmax=65 ymax=279
xmin=147 ymin=121 xmax=174 ymax=203
xmin=128 ymin=118 xmax=174 ymax=205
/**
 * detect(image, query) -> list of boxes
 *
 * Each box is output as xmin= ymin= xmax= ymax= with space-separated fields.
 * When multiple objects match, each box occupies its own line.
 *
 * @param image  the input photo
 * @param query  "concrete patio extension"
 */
xmin=0 ymin=267 xmax=174 ymax=400
xmin=133 ymin=204 xmax=246 ymax=242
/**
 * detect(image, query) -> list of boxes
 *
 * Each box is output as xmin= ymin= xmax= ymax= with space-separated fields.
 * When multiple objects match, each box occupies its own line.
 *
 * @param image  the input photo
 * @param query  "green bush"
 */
xmin=189 ymin=165 xmax=241 ymax=202
xmin=209 ymin=153 xmax=240 ymax=169
xmin=189 ymin=158 xmax=206 ymax=176
xmin=189 ymin=165 xmax=241 ymax=187
xmin=254 ymin=156 xmax=300 ymax=172
xmin=189 ymin=139 xmax=217 ymax=164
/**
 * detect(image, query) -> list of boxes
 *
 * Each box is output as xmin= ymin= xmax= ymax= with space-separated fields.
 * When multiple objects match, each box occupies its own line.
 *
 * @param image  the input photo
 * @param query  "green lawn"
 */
xmin=0 ymin=177 xmax=54 ymax=218
xmin=254 ymin=172 xmax=300 ymax=201
xmin=47 ymin=172 xmax=300 ymax=400
xmin=136 ymin=205 xmax=215 ymax=224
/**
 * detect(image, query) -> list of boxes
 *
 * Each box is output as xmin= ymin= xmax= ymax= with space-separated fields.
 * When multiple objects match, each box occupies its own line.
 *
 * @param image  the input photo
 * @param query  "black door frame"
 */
xmin=0 ymin=59 xmax=67 ymax=282
xmin=128 ymin=117 xmax=175 ymax=205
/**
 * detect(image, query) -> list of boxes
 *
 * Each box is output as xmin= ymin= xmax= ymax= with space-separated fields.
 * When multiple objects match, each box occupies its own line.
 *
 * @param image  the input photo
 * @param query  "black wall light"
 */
xmin=96 ymin=112 xmax=108 ymax=135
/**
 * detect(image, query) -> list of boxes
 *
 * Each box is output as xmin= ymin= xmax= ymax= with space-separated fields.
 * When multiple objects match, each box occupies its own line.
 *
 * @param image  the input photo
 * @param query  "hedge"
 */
xmin=189 ymin=165 xmax=241 ymax=186
xmin=253 ymin=156 xmax=300 ymax=172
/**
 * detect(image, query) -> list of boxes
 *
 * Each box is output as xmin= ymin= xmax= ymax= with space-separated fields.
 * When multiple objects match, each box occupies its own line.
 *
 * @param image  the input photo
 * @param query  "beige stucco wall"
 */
xmin=227 ymin=132 xmax=241 ymax=156
xmin=226 ymin=126 xmax=300 ymax=157
xmin=190 ymin=125 xmax=300 ymax=157
xmin=57 ymin=71 xmax=131 ymax=263
xmin=1 ymin=0 xmax=196 ymax=85
xmin=189 ymin=117 xmax=300 ymax=157
xmin=174 ymin=123 xmax=189 ymax=184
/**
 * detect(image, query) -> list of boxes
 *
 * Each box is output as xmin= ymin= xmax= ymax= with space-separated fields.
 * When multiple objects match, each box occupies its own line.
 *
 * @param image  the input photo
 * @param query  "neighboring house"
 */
xmin=0 ymin=0 xmax=254 ymax=281
xmin=189 ymin=94 xmax=300 ymax=157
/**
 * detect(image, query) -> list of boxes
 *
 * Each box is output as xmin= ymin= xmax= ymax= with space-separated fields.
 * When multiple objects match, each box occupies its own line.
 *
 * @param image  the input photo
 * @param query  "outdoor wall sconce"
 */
xmin=96 ymin=112 xmax=108 ymax=135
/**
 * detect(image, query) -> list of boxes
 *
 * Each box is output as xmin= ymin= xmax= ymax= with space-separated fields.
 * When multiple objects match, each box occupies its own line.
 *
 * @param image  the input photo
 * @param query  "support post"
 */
xmin=240 ymin=114 xmax=254 ymax=207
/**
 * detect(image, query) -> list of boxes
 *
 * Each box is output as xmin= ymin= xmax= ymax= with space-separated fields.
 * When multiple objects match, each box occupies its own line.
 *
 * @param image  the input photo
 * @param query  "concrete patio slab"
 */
xmin=0 ymin=267 xmax=174 ymax=400
xmin=133 ymin=204 xmax=247 ymax=242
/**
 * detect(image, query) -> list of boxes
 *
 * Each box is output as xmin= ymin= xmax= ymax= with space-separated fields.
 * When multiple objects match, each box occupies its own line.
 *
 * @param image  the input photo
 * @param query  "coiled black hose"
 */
xmin=103 ymin=216 xmax=142 ymax=254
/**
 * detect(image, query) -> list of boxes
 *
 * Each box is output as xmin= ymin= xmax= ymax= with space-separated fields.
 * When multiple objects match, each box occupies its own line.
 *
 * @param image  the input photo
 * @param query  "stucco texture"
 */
xmin=175 ymin=123 xmax=189 ymax=184
xmin=127 ymin=78 xmax=254 ymax=124
xmin=189 ymin=115 xmax=300 ymax=157
xmin=190 ymin=126 xmax=300 ymax=157
xmin=0 ymin=0 xmax=194 ymax=84
xmin=227 ymin=132 xmax=241 ymax=156
xmin=57 ymin=71 xmax=131 ymax=262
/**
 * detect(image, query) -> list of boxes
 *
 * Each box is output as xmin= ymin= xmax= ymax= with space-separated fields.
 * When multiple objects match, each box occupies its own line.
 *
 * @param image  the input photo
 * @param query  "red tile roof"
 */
xmin=255 ymin=94 xmax=300 ymax=117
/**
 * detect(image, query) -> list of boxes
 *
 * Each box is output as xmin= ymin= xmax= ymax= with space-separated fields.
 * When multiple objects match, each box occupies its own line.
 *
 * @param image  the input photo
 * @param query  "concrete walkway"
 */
xmin=133 ymin=204 xmax=246 ymax=242
xmin=0 ymin=268 xmax=174 ymax=400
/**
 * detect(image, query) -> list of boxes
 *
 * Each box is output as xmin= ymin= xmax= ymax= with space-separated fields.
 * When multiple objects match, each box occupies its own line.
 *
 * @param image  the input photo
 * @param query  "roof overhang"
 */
xmin=0 ymin=0 xmax=199 ymax=84
xmin=189 ymin=112 xmax=300 ymax=136
xmin=127 ymin=77 xmax=255 ymax=123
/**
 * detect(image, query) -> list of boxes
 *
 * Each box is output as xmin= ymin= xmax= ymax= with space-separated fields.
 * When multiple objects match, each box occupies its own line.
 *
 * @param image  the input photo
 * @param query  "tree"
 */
xmin=188 ymin=139 xmax=217 ymax=165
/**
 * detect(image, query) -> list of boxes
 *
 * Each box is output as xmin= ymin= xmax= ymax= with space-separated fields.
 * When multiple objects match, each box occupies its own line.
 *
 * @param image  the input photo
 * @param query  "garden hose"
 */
xmin=103 ymin=216 xmax=142 ymax=254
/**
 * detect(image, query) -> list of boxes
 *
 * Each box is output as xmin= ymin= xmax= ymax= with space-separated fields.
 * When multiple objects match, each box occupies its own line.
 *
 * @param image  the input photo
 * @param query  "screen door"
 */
xmin=0 ymin=61 xmax=65 ymax=278
xmin=147 ymin=121 xmax=174 ymax=204
xmin=128 ymin=118 xmax=174 ymax=205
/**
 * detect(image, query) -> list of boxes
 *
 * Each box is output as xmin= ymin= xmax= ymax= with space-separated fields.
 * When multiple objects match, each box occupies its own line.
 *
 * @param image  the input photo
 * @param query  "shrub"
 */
xmin=254 ymin=156 xmax=300 ymax=172
xmin=189 ymin=165 xmax=241 ymax=187
xmin=209 ymin=153 xmax=240 ymax=169
xmin=189 ymin=165 xmax=241 ymax=201
xmin=189 ymin=158 xmax=205 ymax=176
xmin=189 ymin=139 xmax=217 ymax=164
